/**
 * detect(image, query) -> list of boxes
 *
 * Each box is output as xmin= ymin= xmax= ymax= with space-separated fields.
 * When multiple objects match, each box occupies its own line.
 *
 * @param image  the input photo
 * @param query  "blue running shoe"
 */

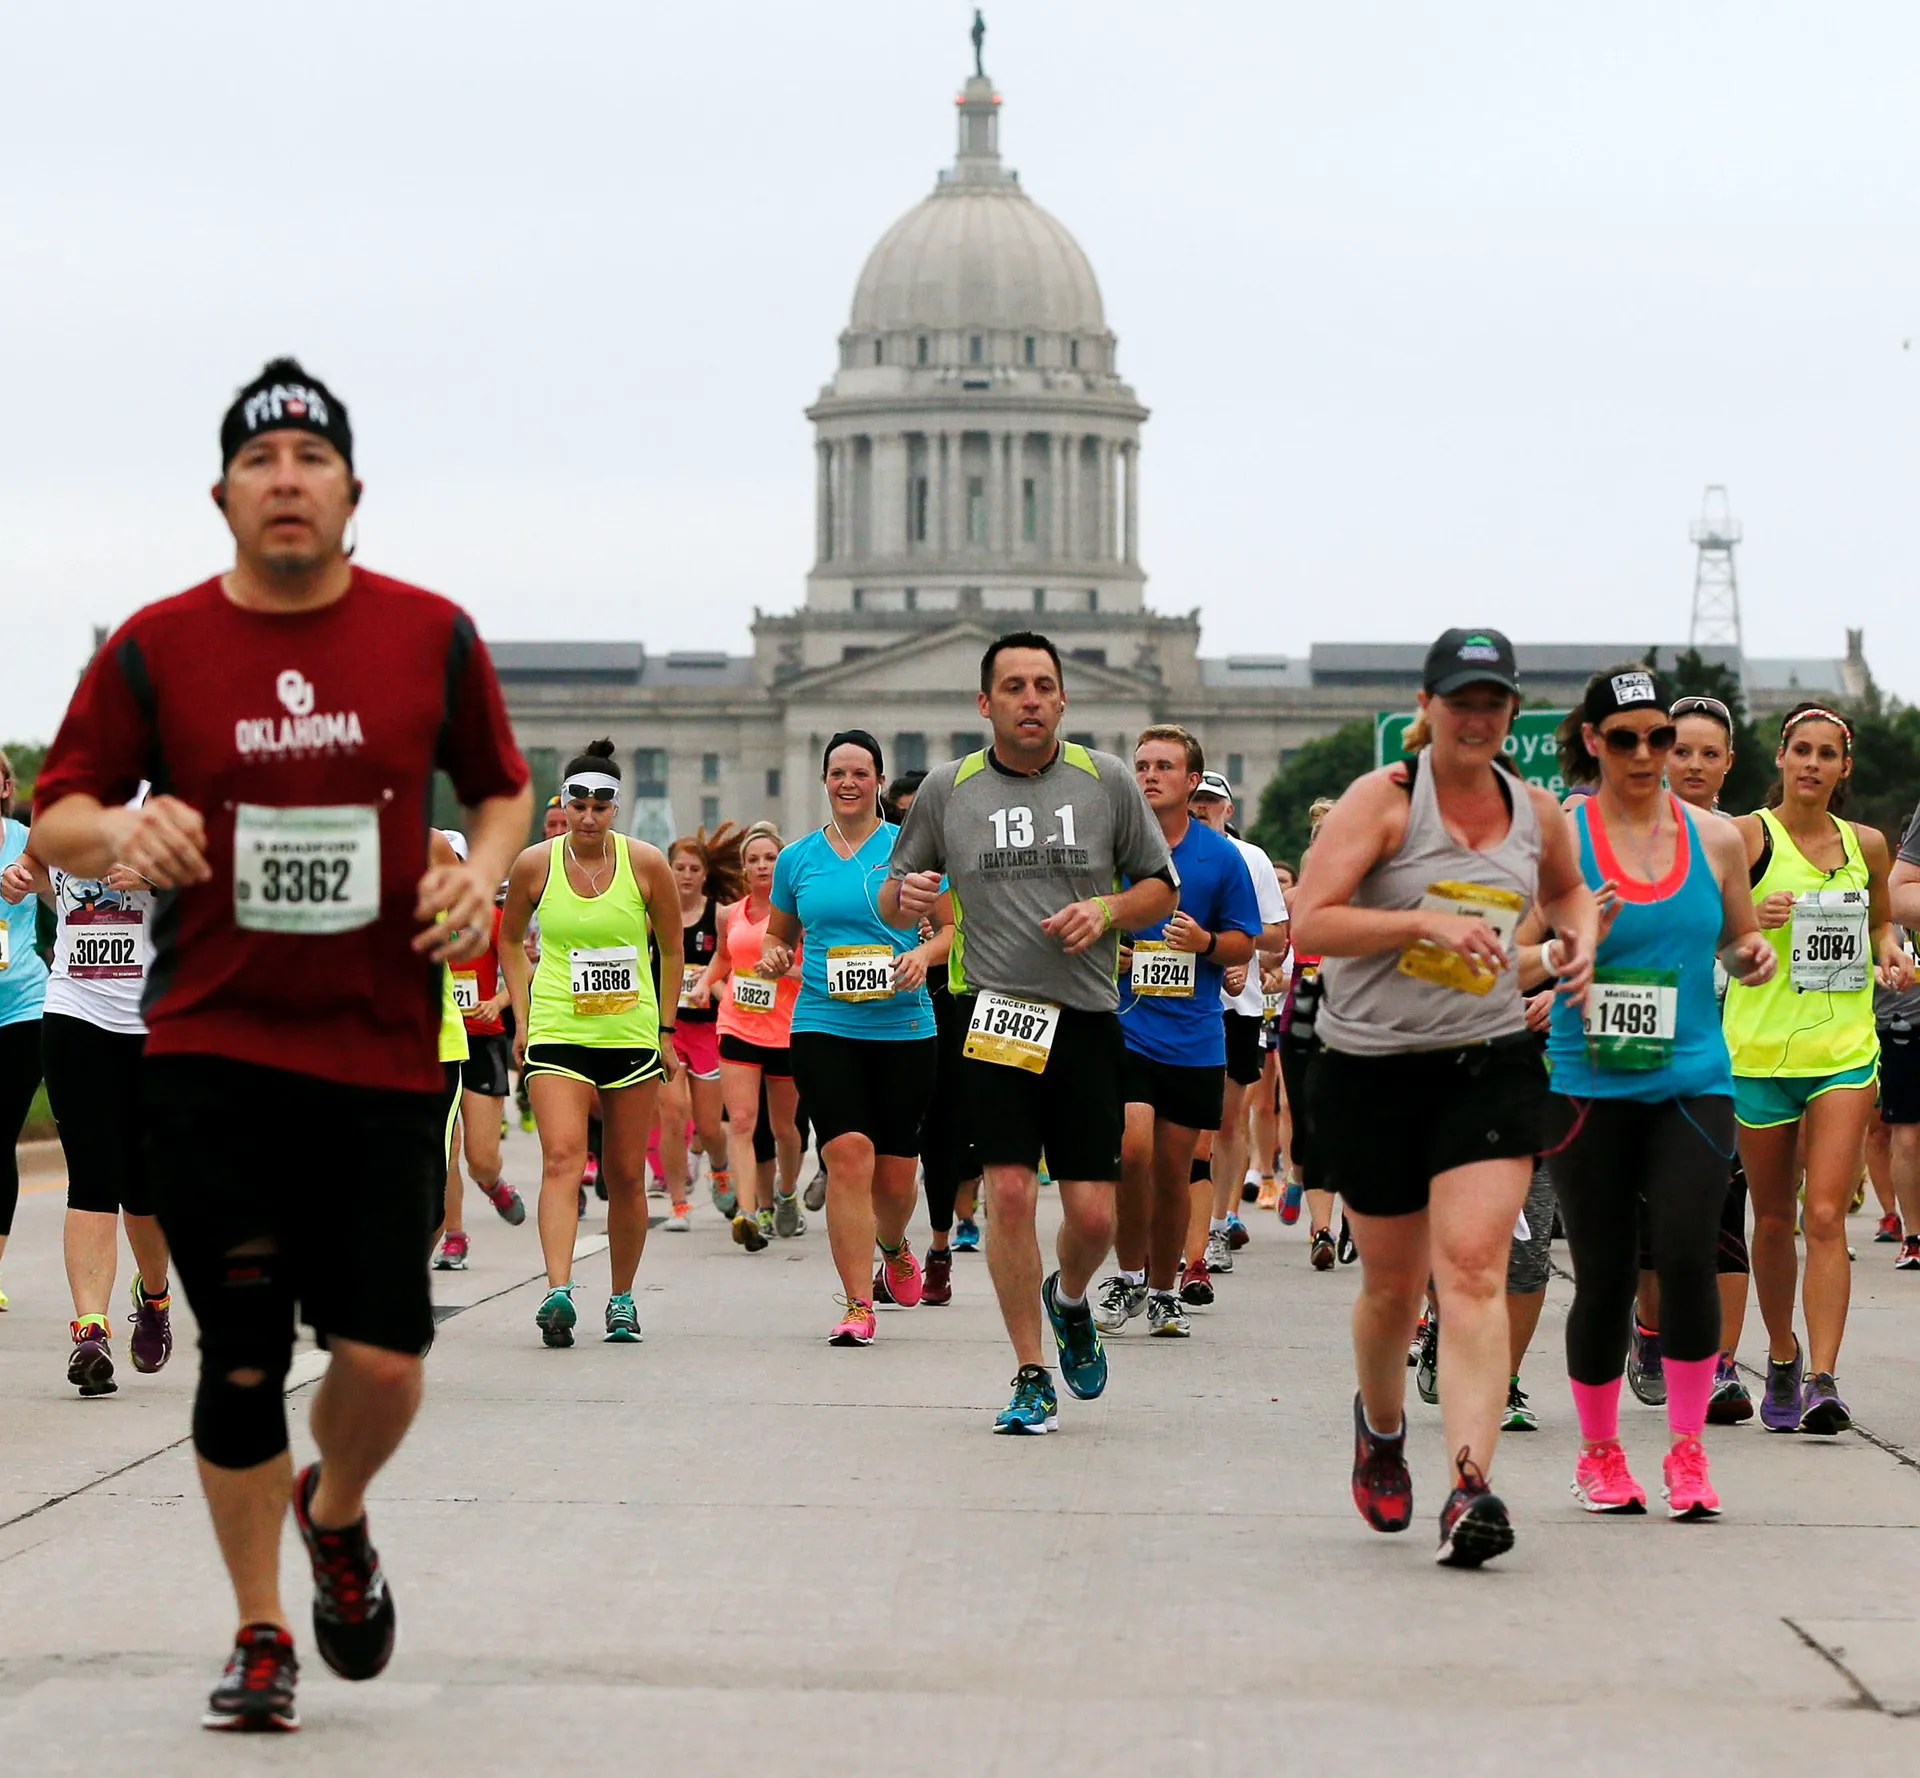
xmin=1280 ymin=1182 xmax=1304 ymax=1226
xmin=536 ymin=1284 xmax=577 ymax=1349
xmin=603 ymin=1293 xmax=642 ymax=1343
xmin=952 ymin=1218 xmax=981 ymax=1254
xmin=1042 ymin=1271 xmax=1108 ymax=1401
xmin=993 ymin=1365 xmax=1058 ymax=1435
xmin=1760 ymin=1337 xmax=1803 ymax=1433
xmin=1225 ymin=1213 xmax=1250 ymax=1251
xmin=1627 ymin=1320 xmax=1666 ymax=1406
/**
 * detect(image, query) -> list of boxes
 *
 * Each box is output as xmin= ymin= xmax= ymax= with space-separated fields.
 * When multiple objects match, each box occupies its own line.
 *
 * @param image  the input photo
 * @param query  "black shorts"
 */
xmin=42 ymin=1012 xmax=151 ymax=1217
xmin=523 ymin=1042 xmax=663 ymax=1091
xmin=956 ymin=998 xmax=1125 ymax=1182
xmin=1880 ymin=1022 xmax=1920 ymax=1125
xmin=141 ymin=1054 xmax=442 ymax=1356
xmin=1121 ymin=1044 xmax=1226 ymax=1133
xmin=460 ymin=1032 xmax=512 ymax=1099
xmin=719 ymin=1033 xmax=794 ymax=1080
xmin=1309 ymin=1036 xmax=1549 ymax=1219
xmin=922 ymin=986 xmax=982 ymax=1192
xmin=1221 ymin=1011 xmax=1264 ymax=1089
xmin=790 ymin=1031 xmax=937 ymax=1157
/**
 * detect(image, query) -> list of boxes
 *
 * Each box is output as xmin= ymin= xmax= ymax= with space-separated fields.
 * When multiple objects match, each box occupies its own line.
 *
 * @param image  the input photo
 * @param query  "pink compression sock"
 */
xmin=1665 ymin=1356 xmax=1716 ymax=1439
xmin=1570 ymin=1376 xmax=1622 ymax=1444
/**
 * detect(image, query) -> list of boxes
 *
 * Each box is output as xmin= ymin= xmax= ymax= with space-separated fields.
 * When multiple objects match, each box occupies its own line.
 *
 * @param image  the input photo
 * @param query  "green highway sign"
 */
xmin=1374 ymin=710 xmax=1569 ymax=798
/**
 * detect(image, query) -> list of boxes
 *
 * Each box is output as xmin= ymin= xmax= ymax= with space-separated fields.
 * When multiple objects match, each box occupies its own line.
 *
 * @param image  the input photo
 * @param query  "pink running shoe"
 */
xmin=873 ymin=1241 xmax=924 ymax=1308
xmin=432 ymin=1230 xmax=471 ymax=1271
xmin=829 ymin=1297 xmax=877 ymax=1347
xmin=1661 ymin=1434 xmax=1721 ymax=1520
xmin=481 ymin=1179 xmax=527 ymax=1226
xmin=1570 ymin=1439 xmax=1647 ymax=1514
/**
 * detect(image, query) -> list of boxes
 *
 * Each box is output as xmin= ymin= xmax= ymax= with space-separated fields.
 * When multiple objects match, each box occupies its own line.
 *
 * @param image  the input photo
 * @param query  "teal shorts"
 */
xmin=1733 ymin=1062 xmax=1878 ymax=1130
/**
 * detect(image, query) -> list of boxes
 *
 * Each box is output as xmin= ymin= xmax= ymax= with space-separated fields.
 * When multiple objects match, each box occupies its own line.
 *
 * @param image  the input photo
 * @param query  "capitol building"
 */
xmin=493 ymin=37 xmax=1869 ymax=843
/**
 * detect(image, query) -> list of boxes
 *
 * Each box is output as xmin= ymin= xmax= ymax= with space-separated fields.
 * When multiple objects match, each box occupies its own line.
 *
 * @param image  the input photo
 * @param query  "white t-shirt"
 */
xmin=1221 ymin=836 xmax=1288 ymax=1017
xmin=43 ymin=869 xmax=153 ymax=1034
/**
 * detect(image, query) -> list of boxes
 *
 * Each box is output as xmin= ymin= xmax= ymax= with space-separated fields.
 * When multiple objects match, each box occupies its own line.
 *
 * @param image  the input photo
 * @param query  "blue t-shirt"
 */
xmin=772 ymin=823 xmax=935 ymax=1041
xmin=1120 ymin=820 xmax=1262 ymax=1067
xmin=0 ymin=819 xmax=50 ymax=1029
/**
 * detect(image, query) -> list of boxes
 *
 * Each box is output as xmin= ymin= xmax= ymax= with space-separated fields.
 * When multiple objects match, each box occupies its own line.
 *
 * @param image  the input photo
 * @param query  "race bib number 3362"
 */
xmin=232 ymin=804 xmax=381 ymax=936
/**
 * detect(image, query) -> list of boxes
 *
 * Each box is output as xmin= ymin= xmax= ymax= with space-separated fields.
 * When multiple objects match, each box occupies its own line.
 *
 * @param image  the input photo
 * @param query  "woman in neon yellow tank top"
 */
xmin=501 ymin=741 xmax=683 ymax=1350
xmin=1724 ymin=703 xmax=1913 ymax=1434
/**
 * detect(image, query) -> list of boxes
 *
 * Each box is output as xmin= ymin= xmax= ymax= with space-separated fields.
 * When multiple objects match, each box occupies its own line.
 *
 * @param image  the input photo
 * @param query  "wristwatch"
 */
xmin=1202 ymin=930 xmax=1218 ymax=957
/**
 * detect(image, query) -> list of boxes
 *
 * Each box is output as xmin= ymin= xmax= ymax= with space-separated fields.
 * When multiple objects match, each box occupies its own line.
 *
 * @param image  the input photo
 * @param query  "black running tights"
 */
xmin=0 ymin=1019 xmax=45 ymax=1236
xmin=1545 ymin=1093 xmax=1736 ymax=1382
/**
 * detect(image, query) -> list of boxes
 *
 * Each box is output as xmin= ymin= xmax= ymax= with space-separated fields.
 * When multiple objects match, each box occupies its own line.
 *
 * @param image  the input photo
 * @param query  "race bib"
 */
xmin=1791 ymin=890 xmax=1869 ymax=994
xmin=732 ymin=974 xmax=778 ymax=1014
xmin=963 ymin=990 xmax=1062 ymax=1073
xmin=569 ymin=945 xmax=639 ymax=1017
xmin=678 ymin=979 xmax=700 ymax=1010
xmin=1130 ymin=940 xmax=1195 ymax=999
xmin=66 ymin=908 xmax=143 ymax=980
xmin=232 ymin=804 xmax=381 ymax=936
xmin=827 ymin=945 xmax=895 ymax=1002
xmin=0 ymin=920 xmax=9 ymax=972
xmin=451 ymin=973 xmax=482 ymax=1014
xmin=1397 ymin=881 xmax=1525 ymax=996
xmin=1581 ymin=968 xmax=1678 ymax=1071
xmin=1261 ymin=990 xmax=1283 ymax=1022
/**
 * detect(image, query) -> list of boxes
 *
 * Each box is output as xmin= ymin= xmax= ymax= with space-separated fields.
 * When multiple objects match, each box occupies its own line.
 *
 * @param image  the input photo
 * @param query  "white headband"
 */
xmin=564 ymin=771 xmax=621 ymax=801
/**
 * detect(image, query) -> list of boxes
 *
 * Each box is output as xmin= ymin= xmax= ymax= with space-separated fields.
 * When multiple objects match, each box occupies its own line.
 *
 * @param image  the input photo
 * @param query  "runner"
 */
xmin=500 ymin=741 xmax=681 ymax=1347
xmin=429 ymin=832 xmax=474 ymax=1263
xmin=1097 ymin=733 xmax=1259 ymax=1338
xmin=1532 ymin=668 xmax=1775 ymax=1518
xmin=1279 ymin=798 xmax=1337 ymax=1259
xmin=660 ymin=825 xmax=742 ymax=1230
xmin=1725 ymin=703 xmax=1911 ymax=1432
xmin=0 ymin=748 xmax=51 ymax=1309
xmin=882 ymin=631 xmax=1178 ymax=1433
xmin=30 ymin=357 xmax=531 ymax=1731
xmin=1290 ymin=628 xmax=1596 ymax=1566
xmin=1886 ymin=798 xmax=1920 ymax=1270
xmin=766 ymin=732 xmax=946 ymax=1343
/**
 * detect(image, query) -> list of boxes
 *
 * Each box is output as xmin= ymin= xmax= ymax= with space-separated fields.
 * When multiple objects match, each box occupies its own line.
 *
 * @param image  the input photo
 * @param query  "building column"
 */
xmin=929 ymin=433 xmax=948 ymax=558
xmin=987 ymin=431 xmax=1007 ymax=556
xmin=816 ymin=440 xmax=832 ymax=563
xmin=870 ymin=432 xmax=905 ymax=560
xmin=834 ymin=441 xmax=854 ymax=563
xmin=1059 ymin=432 xmax=1077 ymax=561
xmin=1099 ymin=438 xmax=1115 ymax=561
xmin=1123 ymin=440 xmax=1139 ymax=565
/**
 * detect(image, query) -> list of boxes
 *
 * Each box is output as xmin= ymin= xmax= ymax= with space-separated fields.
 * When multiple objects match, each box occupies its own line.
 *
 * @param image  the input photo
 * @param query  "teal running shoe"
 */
xmin=993 ymin=1364 xmax=1058 ymax=1435
xmin=603 ymin=1293 xmax=642 ymax=1344
xmin=951 ymin=1219 xmax=981 ymax=1253
xmin=1042 ymin=1271 xmax=1108 ymax=1401
xmin=536 ymin=1284 xmax=577 ymax=1349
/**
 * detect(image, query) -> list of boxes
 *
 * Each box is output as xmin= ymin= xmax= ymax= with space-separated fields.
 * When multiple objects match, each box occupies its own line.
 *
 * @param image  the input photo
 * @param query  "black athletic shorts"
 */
xmin=1221 ymin=1010 xmax=1264 ymax=1089
xmin=956 ymin=997 xmax=1125 ymax=1182
xmin=1880 ymin=1022 xmax=1920 ymax=1125
xmin=1121 ymin=1044 xmax=1226 ymax=1133
xmin=523 ymin=1042 xmax=663 ymax=1091
xmin=790 ymin=1031 xmax=936 ymax=1157
xmin=922 ymin=986 xmax=982 ymax=1192
xmin=1309 ymin=1035 xmax=1549 ymax=1219
xmin=141 ymin=1054 xmax=441 ymax=1356
xmin=719 ymin=1033 xmax=794 ymax=1080
xmin=42 ymin=1012 xmax=151 ymax=1217
xmin=460 ymin=1032 xmax=512 ymax=1099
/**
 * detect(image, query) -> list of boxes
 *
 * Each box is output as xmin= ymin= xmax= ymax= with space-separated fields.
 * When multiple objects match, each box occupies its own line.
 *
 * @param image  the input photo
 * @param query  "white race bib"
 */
xmin=732 ymin=974 xmax=778 ymax=1014
xmin=569 ymin=945 xmax=639 ymax=1017
xmin=65 ymin=909 xmax=143 ymax=980
xmin=232 ymin=804 xmax=381 ymax=935
xmin=0 ymin=919 xmax=11 ymax=972
xmin=1791 ymin=890 xmax=1869 ymax=994
xmin=1130 ymin=940 xmax=1195 ymax=999
xmin=963 ymin=990 xmax=1061 ymax=1073
xmin=1261 ymin=990 xmax=1283 ymax=1022
xmin=827 ymin=945 xmax=895 ymax=1002
xmin=1582 ymin=971 xmax=1678 ymax=1070
xmin=451 ymin=973 xmax=482 ymax=1014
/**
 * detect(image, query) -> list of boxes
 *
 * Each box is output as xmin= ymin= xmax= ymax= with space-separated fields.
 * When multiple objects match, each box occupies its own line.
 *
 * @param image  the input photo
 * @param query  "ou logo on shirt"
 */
xmin=277 ymin=670 xmax=316 ymax=717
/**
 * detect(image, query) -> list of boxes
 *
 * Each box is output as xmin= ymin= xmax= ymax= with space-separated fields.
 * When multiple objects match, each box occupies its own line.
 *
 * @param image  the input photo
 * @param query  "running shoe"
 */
xmin=1799 ymin=1372 xmax=1852 ymax=1435
xmin=1707 ymin=1354 xmax=1754 ymax=1425
xmin=1435 ymin=1452 xmax=1514 ymax=1567
xmin=480 ymin=1179 xmax=526 ymax=1225
xmin=1407 ymin=1313 xmax=1427 ymax=1368
xmin=1897 ymin=1235 xmax=1920 ymax=1272
xmin=292 ymin=1463 xmax=397 ymax=1681
xmin=1662 ymin=1434 xmax=1721 ymax=1520
xmin=1350 ymin=1393 xmax=1413 ymax=1533
xmin=1570 ymin=1439 xmax=1647 ymax=1514
xmin=994 ymin=1365 xmax=1059 ymax=1435
xmin=1042 ymin=1271 xmax=1109 ymax=1400
xmin=202 ymin=1624 xmax=300 ymax=1733
xmin=1280 ymin=1182 xmax=1303 ymax=1225
xmin=431 ymin=1230 xmax=470 ymax=1271
xmin=1502 ymin=1376 xmax=1537 ymax=1432
xmin=603 ymin=1293 xmax=642 ymax=1343
xmin=518 ymin=1105 xmax=536 ymax=1135
xmin=732 ymin=1212 xmax=769 ymax=1252
xmin=127 ymin=1276 xmax=173 ymax=1374
xmin=1309 ymin=1227 xmax=1335 ymax=1272
xmin=1179 ymin=1257 xmax=1215 ymax=1306
xmin=1627 ymin=1321 xmax=1666 ymax=1406
xmin=803 ymin=1165 xmax=829 ymax=1213
xmin=1760 ymin=1339 xmax=1803 ymax=1433
xmin=1205 ymin=1229 xmax=1234 ymax=1274
xmin=878 ymin=1240 xmax=924 ymax=1307
xmin=952 ymin=1217 xmax=982 ymax=1253
xmin=0 ymin=1280 xmax=9 ymax=1310
xmin=1094 ymin=1274 xmax=1148 ymax=1333
xmin=774 ymin=1190 xmax=806 ymax=1238
xmin=576 ymin=1184 xmax=587 ymax=1222
xmin=1336 ymin=1216 xmax=1358 ymax=1265
xmin=665 ymin=1203 xmax=691 ymax=1232
xmin=67 ymin=1317 xmax=116 ymax=1397
xmin=535 ymin=1284 xmax=577 ymax=1347
xmin=1257 ymin=1178 xmax=1281 ymax=1212
xmin=1875 ymin=1212 xmax=1902 ymax=1243
xmin=1241 ymin=1178 xmax=1260 ymax=1204
xmin=829 ymin=1295 xmax=877 ymax=1347
xmin=755 ymin=1206 xmax=776 ymax=1242
xmin=1226 ymin=1214 xmax=1251 ymax=1250
xmin=1415 ymin=1316 xmax=1439 ymax=1406
xmin=584 ymin=1153 xmax=604 ymax=1200
xmin=1147 ymin=1292 xmax=1191 ymax=1337
xmin=922 ymin=1246 xmax=954 ymax=1306
xmin=710 ymin=1170 xmax=738 ymax=1220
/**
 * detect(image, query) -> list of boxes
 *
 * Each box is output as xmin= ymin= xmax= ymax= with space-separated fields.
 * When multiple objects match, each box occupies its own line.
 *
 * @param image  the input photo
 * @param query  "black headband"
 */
xmin=1584 ymin=667 xmax=1670 ymax=726
xmin=822 ymin=729 xmax=885 ymax=777
xmin=220 ymin=360 xmax=353 ymax=470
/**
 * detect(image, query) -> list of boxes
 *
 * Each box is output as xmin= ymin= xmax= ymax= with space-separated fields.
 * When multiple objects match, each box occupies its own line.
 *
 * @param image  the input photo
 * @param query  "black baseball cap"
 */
xmin=1423 ymin=628 xmax=1520 ymax=697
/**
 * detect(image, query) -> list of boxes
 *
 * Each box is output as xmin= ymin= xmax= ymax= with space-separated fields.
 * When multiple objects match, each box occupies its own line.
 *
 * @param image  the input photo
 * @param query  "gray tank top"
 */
xmin=1317 ymin=758 xmax=1540 ymax=1056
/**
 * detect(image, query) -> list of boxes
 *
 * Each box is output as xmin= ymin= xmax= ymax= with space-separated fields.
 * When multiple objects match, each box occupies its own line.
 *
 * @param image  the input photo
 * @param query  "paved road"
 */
xmin=4 ymin=1126 xmax=1919 ymax=1773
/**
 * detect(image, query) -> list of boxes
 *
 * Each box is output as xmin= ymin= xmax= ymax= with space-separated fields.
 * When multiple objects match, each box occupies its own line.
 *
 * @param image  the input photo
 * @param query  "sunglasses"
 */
xmin=1599 ymin=724 xmax=1677 ymax=755
xmin=1670 ymin=696 xmax=1732 ymax=725
xmin=564 ymin=784 xmax=617 ymax=804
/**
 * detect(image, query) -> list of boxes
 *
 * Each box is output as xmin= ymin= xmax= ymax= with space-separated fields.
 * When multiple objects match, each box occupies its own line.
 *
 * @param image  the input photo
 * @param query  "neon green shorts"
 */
xmin=1733 ymin=1062 xmax=1878 ymax=1130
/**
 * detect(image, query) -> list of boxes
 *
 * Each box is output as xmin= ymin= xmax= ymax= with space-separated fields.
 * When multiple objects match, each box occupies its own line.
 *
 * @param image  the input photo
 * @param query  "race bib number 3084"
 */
xmin=232 ymin=804 xmax=381 ymax=936
xmin=1791 ymin=890 xmax=1869 ymax=994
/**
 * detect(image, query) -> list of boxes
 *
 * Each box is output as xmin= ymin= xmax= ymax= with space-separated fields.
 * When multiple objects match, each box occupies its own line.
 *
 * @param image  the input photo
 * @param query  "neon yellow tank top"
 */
xmin=1721 ymin=807 xmax=1878 ymax=1078
xmin=438 ymin=966 xmax=469 ymax=1064
xmin=528 ymin=835 xmax=659 ymax=1049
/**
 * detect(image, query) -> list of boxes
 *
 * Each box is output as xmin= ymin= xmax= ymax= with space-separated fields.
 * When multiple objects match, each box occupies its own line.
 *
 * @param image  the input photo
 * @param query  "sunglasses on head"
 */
xmin=1599 ymin=724 xmax=1677 ymax=755
xmin=564 ymin=783 xmax=616 ymax=804
xmin=1670 ymin=695 xmax=1731 ymax=725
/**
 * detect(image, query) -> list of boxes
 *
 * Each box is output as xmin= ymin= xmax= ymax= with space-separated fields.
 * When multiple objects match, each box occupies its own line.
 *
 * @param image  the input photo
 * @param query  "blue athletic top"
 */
xmin=1120 ymin=820 xmax=1262 ymax=1068
xmin=1547 ymin=796 xmax=1733 ymax=1101
xmin=772 ymin=822 xmax=934 ymax=1041
xmin=0 ymin=819 xmax=50 ymax=1029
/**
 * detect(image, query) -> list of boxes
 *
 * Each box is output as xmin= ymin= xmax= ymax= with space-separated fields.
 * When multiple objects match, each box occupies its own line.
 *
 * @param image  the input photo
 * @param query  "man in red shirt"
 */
xmin=33 ymin=358 xmax=531 ymax=1733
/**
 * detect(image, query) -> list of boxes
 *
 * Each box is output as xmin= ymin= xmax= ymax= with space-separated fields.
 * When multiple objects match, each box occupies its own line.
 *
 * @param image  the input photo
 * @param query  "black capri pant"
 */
xmin=43 ymin=1012 xmax=151 ymax=1215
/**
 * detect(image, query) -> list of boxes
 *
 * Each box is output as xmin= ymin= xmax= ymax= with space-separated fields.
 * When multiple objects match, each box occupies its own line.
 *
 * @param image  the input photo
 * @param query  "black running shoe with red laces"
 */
xmin=1350 ymin=1393 xmax=1412 ymax=1533
xmin=202 ymin=1623 xmax=299 ymax=1732
xmin=1434 ymin=1449 xmax=1514 ymax=1568
xmin=292 ymin=1463 xmax=397 ymax=1680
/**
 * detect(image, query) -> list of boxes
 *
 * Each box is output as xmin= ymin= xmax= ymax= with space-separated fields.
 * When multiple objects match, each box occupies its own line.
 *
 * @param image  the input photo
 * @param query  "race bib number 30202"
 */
xmin=232 ymin=804 xmax=381 ymax=935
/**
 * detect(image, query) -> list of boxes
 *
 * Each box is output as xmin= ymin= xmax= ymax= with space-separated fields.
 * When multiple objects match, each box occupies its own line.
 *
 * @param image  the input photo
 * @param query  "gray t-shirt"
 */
xmin=1878 ymin=800 xmax=1920 ymax=1027
xmin=888 ymin=742 xmax=1174 ymax=1012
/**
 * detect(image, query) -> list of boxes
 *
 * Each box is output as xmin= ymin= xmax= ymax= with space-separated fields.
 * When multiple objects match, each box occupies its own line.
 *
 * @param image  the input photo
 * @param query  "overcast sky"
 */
xmin=5 ymin=1 xmax=1916 ymax=739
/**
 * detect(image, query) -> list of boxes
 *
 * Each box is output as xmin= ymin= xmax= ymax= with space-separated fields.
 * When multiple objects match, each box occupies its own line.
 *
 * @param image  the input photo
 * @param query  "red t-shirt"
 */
xmin=452 ymin=905 xmax=506 ymax=1036
xmin=35 ymin=569 xmax=527 ymax=1094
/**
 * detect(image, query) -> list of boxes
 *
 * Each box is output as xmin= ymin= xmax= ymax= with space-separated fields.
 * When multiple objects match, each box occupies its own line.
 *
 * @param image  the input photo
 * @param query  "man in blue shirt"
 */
xmin=1096 ymin=727 xmax=1260 ymax=1338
